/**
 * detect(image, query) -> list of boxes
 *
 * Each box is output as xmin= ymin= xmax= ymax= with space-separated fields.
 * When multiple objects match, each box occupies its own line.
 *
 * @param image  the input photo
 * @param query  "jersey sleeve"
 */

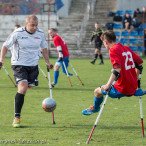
xmin=3 ymin=32 xmax=17 ymax=49
xmin=90 ymin=32 xmax=94 ymax=42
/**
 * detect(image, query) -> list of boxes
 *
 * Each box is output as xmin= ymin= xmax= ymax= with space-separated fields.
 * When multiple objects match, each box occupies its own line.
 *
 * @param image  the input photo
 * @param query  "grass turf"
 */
xmin=0 ymin=57 xmax=146 ymax=146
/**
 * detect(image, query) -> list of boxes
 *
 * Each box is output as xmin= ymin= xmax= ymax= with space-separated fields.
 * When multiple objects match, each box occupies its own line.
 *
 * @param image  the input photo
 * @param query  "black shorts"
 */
xmin=11 ymin=65 xmax=39 ymax=84
xmin=95 ymin=43 xmax=102 ymax=50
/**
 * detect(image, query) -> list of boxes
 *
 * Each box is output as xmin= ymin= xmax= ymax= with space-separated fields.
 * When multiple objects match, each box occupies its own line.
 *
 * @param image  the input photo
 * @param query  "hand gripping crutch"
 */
xmin=2 ymin=65 xmax=16 ymax=87
xmin=86 ymin=74 xmax=120 ymax=144
xmin=63 ymin=61 xmax=72 ymax=87
xmin=69 ymin=62 xmax=84 ymax=85
xmin=38 ymin=65 xmax=49 ymax=82
xmin=138 ymin=70 xmax=145 ymax=137
xmin=47 ymin=66 xmax=55 ymax=124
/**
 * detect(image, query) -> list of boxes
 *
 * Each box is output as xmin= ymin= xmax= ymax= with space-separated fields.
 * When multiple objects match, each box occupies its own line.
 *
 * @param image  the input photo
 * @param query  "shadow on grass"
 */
xmin=0 ymin=86 xmax=16 ymax=89
xmin=36 ymin=87 xmax=93 ymax=92
xmin=21 ymin=124 xmax=142 ymax=131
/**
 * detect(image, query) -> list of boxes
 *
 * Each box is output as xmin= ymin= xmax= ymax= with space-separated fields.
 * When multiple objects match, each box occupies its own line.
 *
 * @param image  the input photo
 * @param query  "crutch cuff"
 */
xmin=134 ymin=88 xmax=145 ymax=96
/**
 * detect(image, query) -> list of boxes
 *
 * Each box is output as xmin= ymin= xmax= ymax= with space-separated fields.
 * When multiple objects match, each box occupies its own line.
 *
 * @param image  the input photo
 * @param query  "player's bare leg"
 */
xmin=51 ymin=64 xmax=60 ymax=87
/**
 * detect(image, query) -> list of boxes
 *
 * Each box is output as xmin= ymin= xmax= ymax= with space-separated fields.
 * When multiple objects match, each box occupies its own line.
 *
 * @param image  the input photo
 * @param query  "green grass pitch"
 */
xmin=0 ymin=57 xmax=146 ymax=145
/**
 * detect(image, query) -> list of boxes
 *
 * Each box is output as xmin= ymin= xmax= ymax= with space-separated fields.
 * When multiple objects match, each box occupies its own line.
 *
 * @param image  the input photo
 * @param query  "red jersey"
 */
xmin=110 ymin=43 xmax=143 ymax=95
xmin=53 ymin=34 xmax=69 ymax=58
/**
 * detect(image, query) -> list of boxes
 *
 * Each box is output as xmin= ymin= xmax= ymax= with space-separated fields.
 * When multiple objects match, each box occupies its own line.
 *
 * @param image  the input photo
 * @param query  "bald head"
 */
xmin=26 ymin=15 xmax=38 ymax=23
xmin=26 ymin=15 xmax=38 ymax=34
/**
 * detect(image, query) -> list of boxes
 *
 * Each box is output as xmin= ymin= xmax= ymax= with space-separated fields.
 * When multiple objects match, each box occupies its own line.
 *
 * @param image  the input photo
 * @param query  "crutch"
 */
xmin=86 ymin=74 xmax=120 ymax=144
xmin=69 ymin=62 xmax=84 ymax=85
xmin=38 ymin=65 xmax=49 ymax=81
xmin=47 ymin=66 xmax=55 ymax=124
xmin=2 ymin=65 xmax=16 ymax=87
xmin=138 ymin=70 xmax=145 ymax=137
xmin=63 ymin=61 xmax=72 ymax=87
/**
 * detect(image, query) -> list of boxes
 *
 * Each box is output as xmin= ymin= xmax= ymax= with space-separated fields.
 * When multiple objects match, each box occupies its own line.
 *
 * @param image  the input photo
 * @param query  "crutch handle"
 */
xmin=47 ymin=67 xmax=50 ymax=72
xmin=138 ymin=72 xmax=142 ymax=88
xmin=47 ymin=64 xmax=54 ymax=71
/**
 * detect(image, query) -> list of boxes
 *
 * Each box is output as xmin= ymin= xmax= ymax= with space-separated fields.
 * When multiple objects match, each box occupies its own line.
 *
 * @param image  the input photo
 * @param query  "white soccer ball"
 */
xmin=42 ymin=97 xmax=56 ymax=112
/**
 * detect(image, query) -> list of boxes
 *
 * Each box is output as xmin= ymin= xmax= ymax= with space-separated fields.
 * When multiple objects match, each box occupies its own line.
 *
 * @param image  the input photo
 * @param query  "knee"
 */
xmin=54 ymin=65 xmax=60 ymax=71
xmin=94 ymin=87 xmax=103 ymax=97
xmin=17 ymin=82 xmax=28 ymax=95
xmin=95 ymin=49 xmax=98 ymax=54
xmin=18 ymin=87 xmax=27 ymax=95
xmin=98 ymin=50 xmax=101 ymax=54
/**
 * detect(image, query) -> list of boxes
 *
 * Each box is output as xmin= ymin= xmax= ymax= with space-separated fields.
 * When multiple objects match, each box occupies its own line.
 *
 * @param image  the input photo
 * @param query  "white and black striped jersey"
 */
xmin=3 ymin=27 xmax=47 ymax=66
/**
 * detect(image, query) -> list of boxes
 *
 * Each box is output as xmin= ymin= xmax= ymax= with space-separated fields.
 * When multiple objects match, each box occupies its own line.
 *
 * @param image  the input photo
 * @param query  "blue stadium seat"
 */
xmin=138 ymin=39 xmax=143 ymax=44
xmin=139 ymin=31 xmax=144 ymax=36
xmin=129 ymin=46 xmax=136 ymax=51
xmin=114 ymin=31 xmax=120 ymax=36
xmin=130 ymin=31 xmax=138 ymax=36
xmin=129 ymin=38 xmax=137 ymax=44
xmin=116 ymin=10 xmax=124 ymax=15
xmin=121 ymin=31 xmax=129 ymax=36
xmin=113 ymin=23 xmax=122 ymax=29
xmin=125 ymin=10 xmax=133 ymax=15
xmin=120 ymin=38 xmax=129 ymax=44
xmin=139 ymin=24 xmax=146 ymax=29
xmin=137 ymin=46 xmax=144 ymax=51
xmin=116 ymin=38 xmax=119 ymax=43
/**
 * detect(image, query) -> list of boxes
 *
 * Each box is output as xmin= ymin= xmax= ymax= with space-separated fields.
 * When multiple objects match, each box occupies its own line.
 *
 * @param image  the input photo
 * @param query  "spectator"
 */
xmin=133 ymin=8 xmax=142 ymax=28
xmin=142 ymin=6 xmax=146 ymax=14
xmin=122 ymin=12 xmax=134 ymax=32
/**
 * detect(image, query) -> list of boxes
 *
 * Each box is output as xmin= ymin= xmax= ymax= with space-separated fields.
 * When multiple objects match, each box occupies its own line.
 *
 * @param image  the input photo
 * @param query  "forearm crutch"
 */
xmin=86 ymin=74 xmax=120 ymax=144
xmin=138 ymin=70 xmax=145 ymax=137
xmin=38 ymin=65 xmax=49 ymax=82
xmin=63 ymin=61 xmax=72 ymax=87
xmin=47 ymin=66 xmax=55 ymax=124
xmin=2 ymin=65 xmax=16 ymax=87
xmin=69 ymin=62 xmax=84 ymax=85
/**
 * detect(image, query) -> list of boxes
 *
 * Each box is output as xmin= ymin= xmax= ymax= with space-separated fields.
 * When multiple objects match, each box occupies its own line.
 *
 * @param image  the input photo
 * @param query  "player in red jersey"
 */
xmin=48 ymin=28 xmax=73 ymax=87
xmin=82 ymin=30 xmax=146 ymax=115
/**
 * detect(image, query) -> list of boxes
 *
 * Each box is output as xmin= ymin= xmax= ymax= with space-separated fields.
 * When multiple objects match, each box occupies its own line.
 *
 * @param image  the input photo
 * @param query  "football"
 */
xmin=42 ymin=97 xmax=56 ymax=112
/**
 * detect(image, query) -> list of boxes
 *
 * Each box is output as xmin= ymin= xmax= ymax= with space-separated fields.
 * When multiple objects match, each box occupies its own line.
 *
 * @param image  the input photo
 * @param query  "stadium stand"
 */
xmin=116 ymin=10 xmax=124 ymax=15
xmin=113 ymin=23 xmax=122 ymax=29
xmin=114 ymin=31 xmax=120 ymax=36
xmin=107 ymin=8 xmax=145 ymax=56
xmin=116 ymin=38 xmax=119 ymax=43
xmin=130 ymin=31 xmax=138 ymax=36
xmin=129 ymin=46 xmax=137 ymax=51
xmin=129 ymin=38 xmax=137 ymax=44
xmin=139 ymin=31 xmax=144 ymax=36
xmin=121 ymin=31 xmax=129 ymax=36
xmin=124 ymin=10 xmax=133 ymax=15
xmin=120 ymin=38 xmax=129 ymax=44
xmin=137 ymin=46 xmax=144 ymax=51
xmin=139 ymin=24 xmax=146 ymax=29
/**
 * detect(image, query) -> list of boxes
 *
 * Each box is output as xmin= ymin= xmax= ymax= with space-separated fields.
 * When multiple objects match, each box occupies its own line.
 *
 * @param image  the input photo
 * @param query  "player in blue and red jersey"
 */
xmin=48 ymin=28 xmax=73 ymax=87
xmin=82 ymin=30 xmax=146 ymax=115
